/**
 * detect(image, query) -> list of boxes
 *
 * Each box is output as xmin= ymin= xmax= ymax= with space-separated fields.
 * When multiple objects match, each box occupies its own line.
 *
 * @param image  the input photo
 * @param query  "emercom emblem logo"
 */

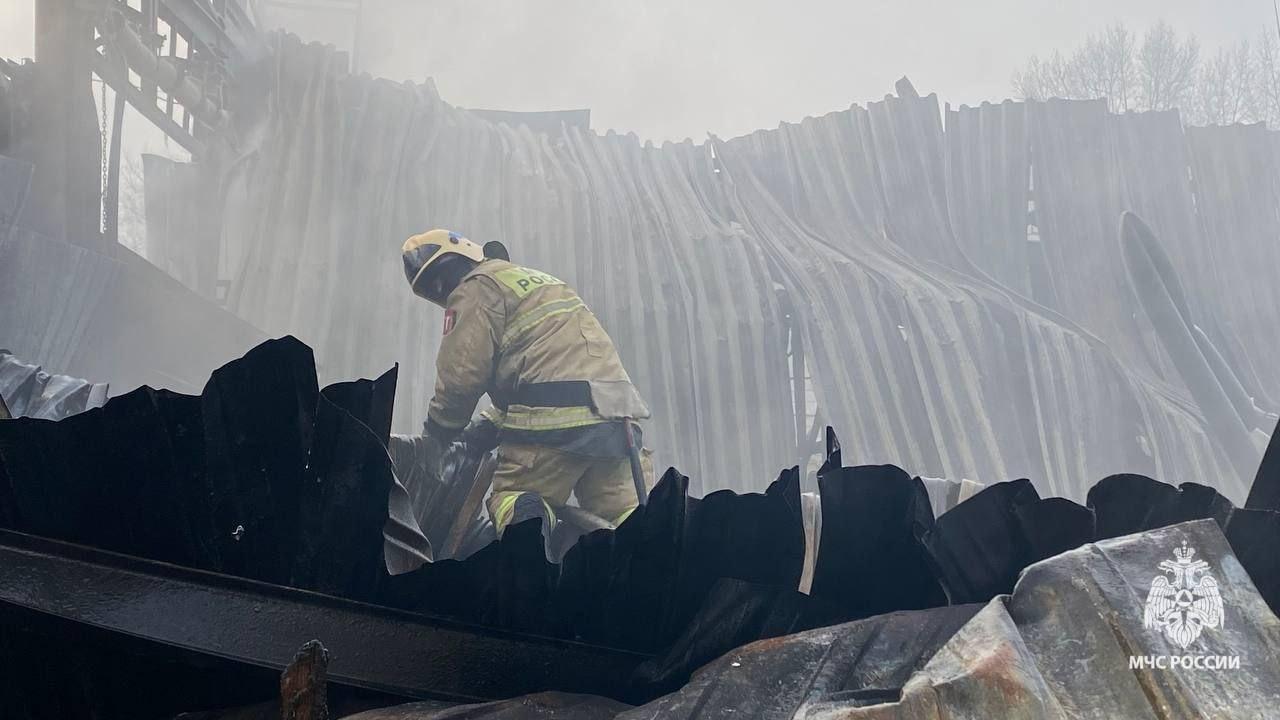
xmin=1130 ymin=540 xmax=1238 ymax=671
xmin=1143 ymin=541 xmax=1224 ymax=649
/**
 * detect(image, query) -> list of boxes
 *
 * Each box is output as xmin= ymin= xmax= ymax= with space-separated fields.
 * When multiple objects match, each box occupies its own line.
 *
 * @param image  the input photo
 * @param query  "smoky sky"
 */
xmin=263 ymin=0 xmax=1268 ymax=142
xmin=0 ymin=0 xmax=1269 ymax=140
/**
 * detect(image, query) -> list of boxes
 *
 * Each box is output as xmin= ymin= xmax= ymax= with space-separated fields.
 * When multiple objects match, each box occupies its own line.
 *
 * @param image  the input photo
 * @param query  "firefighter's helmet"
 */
xmin=402 ymin=229 xmax=486 ymax=306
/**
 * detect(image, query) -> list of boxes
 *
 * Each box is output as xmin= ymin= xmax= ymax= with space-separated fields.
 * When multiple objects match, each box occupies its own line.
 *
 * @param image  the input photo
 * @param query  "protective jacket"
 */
xmin=425 ymin=260 xmax=649 ymax=457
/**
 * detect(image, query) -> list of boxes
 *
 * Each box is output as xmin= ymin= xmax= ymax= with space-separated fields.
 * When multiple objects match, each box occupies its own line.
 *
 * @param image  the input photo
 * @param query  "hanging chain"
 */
xmin=99 ymin=73 xmax=110 ymax=234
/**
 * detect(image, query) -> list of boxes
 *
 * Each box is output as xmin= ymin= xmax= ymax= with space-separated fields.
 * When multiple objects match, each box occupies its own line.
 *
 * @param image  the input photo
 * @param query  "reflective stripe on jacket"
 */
xmin=426 ymin=259 xmax=648 ymax=456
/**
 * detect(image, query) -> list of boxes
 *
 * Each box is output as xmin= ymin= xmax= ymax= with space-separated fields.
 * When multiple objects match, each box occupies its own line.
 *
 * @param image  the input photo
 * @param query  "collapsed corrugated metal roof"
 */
xmin=129 ymin=522 xmax=1280 ymax=719
xmin=0 ymin=108 xmax=267 ymax=405
xmin=1 ymin=337 xmax=1277 ymax=718
xmin=632 ymin=521 xmax=1280 ymax=718
xmin=0 ymin=337 xmax=430 ymax=588
xmin=271 ymin=520 xmax=1280 ymax=719
xmin=837 ymin=520 xmax=1280 ymax=719
xmin=164 ymin=33 xmax=1276 ymax=503
xmin=3 ymin=7 xmax=1279 ymax=717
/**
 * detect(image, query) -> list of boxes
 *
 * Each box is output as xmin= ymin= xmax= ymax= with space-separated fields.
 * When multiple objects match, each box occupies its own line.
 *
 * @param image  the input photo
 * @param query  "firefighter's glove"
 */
xmin=420 ymin=419 xmax=463 ymax=478
xmin=459 ymin=416 xmax=500 ymax=454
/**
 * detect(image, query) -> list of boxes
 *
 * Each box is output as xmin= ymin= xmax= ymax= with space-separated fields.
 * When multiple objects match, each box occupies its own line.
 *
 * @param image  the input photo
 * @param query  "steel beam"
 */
xmin=158 ymin=0 xmax=267 ymax=73
xmin=90 ymin=53 xmax=204 ymax=155
xmin=0 ymin=529 xmax=648 ymax=702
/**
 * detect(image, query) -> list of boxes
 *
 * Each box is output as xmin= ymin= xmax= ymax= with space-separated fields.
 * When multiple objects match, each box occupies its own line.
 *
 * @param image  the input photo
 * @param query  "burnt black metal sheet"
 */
xmin=629 ymin=577 xmax=807 ymax=697
xmin=1088 ymin=474 xmax=1234 ymax=540
xmin=200 ymin=335 xmax=320 ymax=584
xmin=0 ymin=529 xmax=648 ymax=703
xmin=1247 ymin=418 xmax=1280 ymax=511
xmin=0 ymin=337 xmax=431 ymax=599
xmin=657 ymin=467 xmax=805 ymax=645
xmin=1087 ymin=473 xmax=1178 ymax=540
xmin=1012 ymin=496 xmax=1095 ymax=564
xmin=1224 ymin=508 xmax=1280 ymax=616
xmin=920 ymin=478 xmax=1041 ymax=603
xmin=551 ymin=468 xmax=692 ymax=653
xmin=810 ymin=462 xmax=945 ymax=618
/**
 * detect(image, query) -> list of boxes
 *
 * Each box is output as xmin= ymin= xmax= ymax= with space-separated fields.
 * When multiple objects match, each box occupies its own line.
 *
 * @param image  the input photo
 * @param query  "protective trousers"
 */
xmin=487 ymin=443 xmax=655 ymax=534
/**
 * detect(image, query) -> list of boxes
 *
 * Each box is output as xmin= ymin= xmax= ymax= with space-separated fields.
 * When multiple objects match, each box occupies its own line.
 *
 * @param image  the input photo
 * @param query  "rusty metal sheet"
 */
xmin=622 ymin=604 xmax=981 ymax=719
xmin=839 ymin=520 xmax=1280 ymax=719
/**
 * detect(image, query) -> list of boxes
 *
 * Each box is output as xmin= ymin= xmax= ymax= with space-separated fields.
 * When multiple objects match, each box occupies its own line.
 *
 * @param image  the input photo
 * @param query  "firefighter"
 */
xmin=401 ymin=228 xmax=654 ymax=535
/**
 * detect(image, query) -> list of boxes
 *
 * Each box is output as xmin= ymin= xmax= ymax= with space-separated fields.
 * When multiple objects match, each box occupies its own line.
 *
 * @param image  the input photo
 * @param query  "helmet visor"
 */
xmin=402 ymin=242 xmax=441 ymax=285
xmin=416 ymin=253 xmax=474 ymax=305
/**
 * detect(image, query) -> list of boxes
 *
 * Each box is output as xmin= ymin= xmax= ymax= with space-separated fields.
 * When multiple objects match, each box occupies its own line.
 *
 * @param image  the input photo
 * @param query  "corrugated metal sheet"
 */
xmin=710 ymin=97 xmax=1243 ymax=499
xmin=0 ymin=225 xmax=267 ymax=396
xmin=1185 ymin=124 xmax=1280 ymax=400
xmin=211 ymin=35 xmax=794 ymax=493
xmin=0 ymin=351 xmax=108 ymax=420
xmin=2 ymin=336 xmax=1279 ymax=718
xmin=0 ymin=154 xmax=33 ymax=243
xmin=180 ymin=35 xmax=1271 ymax=501
xmin=4 ymin=337 xmax=1274 ymax=667
xmin=946 ymin=100 xmax=1280 ymax=414
xmin=838 ymin=520 xmax=1280 ymax=719
xmin=467 ymin=108 xmax=591 ymax=134
xmin=0 ymin=336 xmax=431 ymax=593
xmin=343 ymin=519 xmax=1280 ymax=719
xmin=142 ymin=153 xmax=222 ymax=299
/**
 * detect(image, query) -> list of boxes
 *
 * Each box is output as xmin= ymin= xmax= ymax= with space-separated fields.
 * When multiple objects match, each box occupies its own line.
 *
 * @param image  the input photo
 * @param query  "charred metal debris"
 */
xmin=0 ymin=336 xmax=1278 ymax=718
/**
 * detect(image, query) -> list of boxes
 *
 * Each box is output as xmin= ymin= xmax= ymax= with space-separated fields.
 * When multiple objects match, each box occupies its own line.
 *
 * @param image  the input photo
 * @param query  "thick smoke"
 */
xmin=257 ymin=0 xmax=1263 ymax=142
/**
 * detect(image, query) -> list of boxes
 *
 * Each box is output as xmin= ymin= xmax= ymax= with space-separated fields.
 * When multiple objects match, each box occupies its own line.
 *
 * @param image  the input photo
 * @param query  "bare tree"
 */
xmin=1012 ymin=20 xmax=1275 ymax=128
xmin=1012 ymin=52 xmax=1070 ymax=102
xmin=1078 ymin=24 xmax=1139 ymax=112
xmin=1138 ymin=20 xmax=1200 ymax=112
xmin=1254 ymin=30 xmax=1280 ymax=127
xmin=1013 ymin=50 xmax=1091 ymax=102
xmin=1190 ymin=41 xmax=1257 ymax=126
xmin=1013 ymin=24 xmax=1139 ymax=113
xmin=117 ymin=154 xmax=147 ymax=257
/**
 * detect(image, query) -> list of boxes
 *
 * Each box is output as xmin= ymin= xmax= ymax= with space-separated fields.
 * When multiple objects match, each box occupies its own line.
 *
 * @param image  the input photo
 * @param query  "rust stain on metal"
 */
xmin=966 ymin=641 xmax=1034 ymax=706
xmin=281 ymin=640 xmax=330 ymax=720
